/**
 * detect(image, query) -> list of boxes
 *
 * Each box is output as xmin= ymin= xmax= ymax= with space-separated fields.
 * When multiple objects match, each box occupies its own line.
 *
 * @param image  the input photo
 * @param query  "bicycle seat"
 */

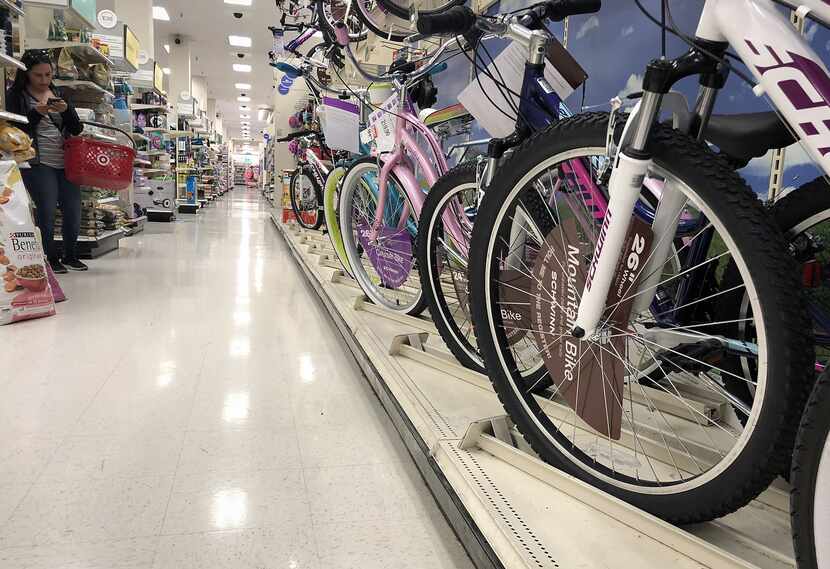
xmin=705 ymin=112 xmax=795 ymax=167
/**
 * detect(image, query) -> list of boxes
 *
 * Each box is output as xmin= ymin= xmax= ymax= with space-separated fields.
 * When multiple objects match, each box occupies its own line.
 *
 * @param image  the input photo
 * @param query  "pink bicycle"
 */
xmin=335 ymin=27 xmax=470 ymax=316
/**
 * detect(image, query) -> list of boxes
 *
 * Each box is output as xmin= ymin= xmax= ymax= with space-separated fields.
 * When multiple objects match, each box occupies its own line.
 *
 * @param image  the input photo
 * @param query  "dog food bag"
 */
xmin=0 ymin=160 xmax=56 ymax=325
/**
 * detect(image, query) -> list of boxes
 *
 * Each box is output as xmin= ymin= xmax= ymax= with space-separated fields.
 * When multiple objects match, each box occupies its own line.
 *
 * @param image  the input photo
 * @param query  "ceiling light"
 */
xmin=224 ymin=0 xmax=252 ymax=5
xmin=233 ymin=64 xmax=251 ymax=73
xmin=237 ymin=96 xmax=251 ymax=102
xmin=163 ymin=67 xmax=171 ymax=75
xmin=228 ymin=35 xmax=252 ymax=48
xmin=152 ymin=6 xmax=170 ymax=20
xmin=163 ymin=44 xmax=170 ymax=53
xmin=235 ymin=83 xmax=251 ymax=90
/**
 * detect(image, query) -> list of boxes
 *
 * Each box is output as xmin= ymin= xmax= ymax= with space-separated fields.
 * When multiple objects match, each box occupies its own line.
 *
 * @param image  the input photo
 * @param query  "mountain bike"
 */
xmin=466 ymin=0 xmax=817 ymax=524
xmin=791 ymin=368 xmax=830 ymax=569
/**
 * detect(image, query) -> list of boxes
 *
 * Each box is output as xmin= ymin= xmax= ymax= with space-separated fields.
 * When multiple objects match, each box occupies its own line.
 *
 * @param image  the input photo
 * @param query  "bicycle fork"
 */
xmin=572 ymin=90 xmax=665 ymax=339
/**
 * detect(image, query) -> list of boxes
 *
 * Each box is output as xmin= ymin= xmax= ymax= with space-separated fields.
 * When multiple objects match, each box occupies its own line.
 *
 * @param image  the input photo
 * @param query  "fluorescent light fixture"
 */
xmin=163 ymin=67 xmax=171 ymax=75
xmin=228 ymin=35 xmax=252 ymax=48
xmin=234 ymin=83 xmax=251 ymax=90
xmin=237 ymin=96 xmax=251 ymax=102
xmin=152 ymin=6 xmax=170 ymax=20
xmin=224 ymin=0 xmax=252 ymax=5
xmin=233 ymin=64 xmax=251 ymax=73
xmin=163 ymin=44 xmax=170 ymax=53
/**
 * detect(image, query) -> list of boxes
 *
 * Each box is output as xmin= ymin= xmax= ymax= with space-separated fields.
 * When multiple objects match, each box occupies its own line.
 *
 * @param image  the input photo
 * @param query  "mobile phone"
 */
xmin=47 ymin=97 xmax=63 ymax=105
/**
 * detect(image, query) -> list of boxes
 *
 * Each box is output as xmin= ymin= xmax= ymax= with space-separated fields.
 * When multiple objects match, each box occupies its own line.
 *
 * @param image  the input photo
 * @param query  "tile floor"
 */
xmin=0 ymin=188 xmax=474 ymax=569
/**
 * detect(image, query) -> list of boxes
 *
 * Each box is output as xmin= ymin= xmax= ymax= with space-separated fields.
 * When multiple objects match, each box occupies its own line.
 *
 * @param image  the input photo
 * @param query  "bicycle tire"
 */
xmin=340 ymin=155 xmax=428 ymax=316
xmin=468 ymin=112 xmax=813 ymax=523
xmin=376 ymin=0 xmax=466 ymax=22
xmin=791 ymin=370 xmax=830 ymax=569
xmin=353 ymin=0 xmax=411 ymax=43
xmin=316 ymin=0 xmax=368 ymax=42
xmin=324 ymin=165 xmax=352 ymax=276
xmin=290 ymin=168 xmax=324 ymax=230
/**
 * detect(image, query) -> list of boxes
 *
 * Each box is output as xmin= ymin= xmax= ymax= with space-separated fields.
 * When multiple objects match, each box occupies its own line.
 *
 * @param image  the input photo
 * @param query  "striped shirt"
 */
xmin=26 ymin=93 xmax=65 ymax=169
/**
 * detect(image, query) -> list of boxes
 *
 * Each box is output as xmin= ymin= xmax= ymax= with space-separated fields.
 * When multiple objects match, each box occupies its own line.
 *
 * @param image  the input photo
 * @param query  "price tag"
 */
xmin=321 ymin=97 xmax=359 ymax=153
xmin=366 ymin=93 xmax=399 ymax=154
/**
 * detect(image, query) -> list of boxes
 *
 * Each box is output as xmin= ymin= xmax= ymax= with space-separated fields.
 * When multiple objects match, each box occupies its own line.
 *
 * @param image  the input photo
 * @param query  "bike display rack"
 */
xmin=271 ymin=212 xmax=795 ymax=569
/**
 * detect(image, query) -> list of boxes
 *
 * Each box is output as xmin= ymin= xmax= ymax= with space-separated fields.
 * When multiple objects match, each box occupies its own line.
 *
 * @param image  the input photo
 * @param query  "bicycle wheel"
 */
xmin=791 ymin=369 xmax=830 ymax=569
xmin=316 ymin=0 xmax=368 ymax=42
xmin=376 ymin=0 xmax=465 ymax=21
xmin=290 ymin=168 xmax=324 ymax=230
xmin=468 ymin=112 xmax=813 ymax=523
xmin=340 ymin=156 xmax=427 ymax=315
xmin=324 ymin=166 xmax=353 ymax=276
xmin=353 ymin=0 xmax=411 ymax=43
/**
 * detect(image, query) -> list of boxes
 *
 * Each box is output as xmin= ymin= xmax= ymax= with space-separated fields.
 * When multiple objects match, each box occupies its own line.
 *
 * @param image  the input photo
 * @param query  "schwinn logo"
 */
xmin=585 ymin=209 xmax=612 ymax=291
xmin=746 ymin=39 xmax=830 ymax=156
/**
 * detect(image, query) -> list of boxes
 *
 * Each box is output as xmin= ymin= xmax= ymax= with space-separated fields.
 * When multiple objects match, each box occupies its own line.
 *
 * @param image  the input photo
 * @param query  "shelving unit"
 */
xmin=0 ymin=1 xmax=26 ymax=126
xmin=23 ymin=40 xmax=114 ymax=66
xmin=53 ymin=79 xmax=114 ymax=98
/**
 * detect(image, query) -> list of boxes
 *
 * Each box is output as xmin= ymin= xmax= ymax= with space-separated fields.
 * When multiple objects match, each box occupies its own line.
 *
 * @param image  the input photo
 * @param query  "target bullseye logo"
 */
xmin=96 ymin=153 xmax=111 ymax=167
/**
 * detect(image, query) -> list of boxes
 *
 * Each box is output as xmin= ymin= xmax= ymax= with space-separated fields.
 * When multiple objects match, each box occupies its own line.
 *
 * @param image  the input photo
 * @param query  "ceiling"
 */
xmin=152 ymin=0 xmax=281 ymax=142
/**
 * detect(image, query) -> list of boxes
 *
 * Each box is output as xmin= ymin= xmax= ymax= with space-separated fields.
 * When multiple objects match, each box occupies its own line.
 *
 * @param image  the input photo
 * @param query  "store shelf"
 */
xmin=0 ymin=52 xmax=25 ymax=70
xmin=277 ymin=222 xmax=797 ymax=569
xmin=131 ymin=133 xmax=149 ymax=142
xmin=137 ymin=168 xmax=168 ymax=174
xmin=0 ymin=0 xmax=24 ymax=17
xmin=144 ymin=150 xmax=169 ymax=156
xmin=24 ymin=40 xmax=114 ymax=66
xmin=134 ymin=158 xmax=151 ymax=166
xmin=0 ymin=110 xmax=28 ymax=125
xmin=53 ymin=79 xmax=114 ymax=97
xmin=97 ymin=197 xmax=120 ymax=204
xmin=131 ymin=104 xmax=168 ymax=112
xmin=56 ymin=228 xmax=124 ymax=243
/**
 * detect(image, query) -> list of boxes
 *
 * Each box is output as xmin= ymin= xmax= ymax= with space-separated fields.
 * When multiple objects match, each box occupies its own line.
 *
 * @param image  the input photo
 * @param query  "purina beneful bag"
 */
xmin=0 ymin=161 xmax=56 ymax=325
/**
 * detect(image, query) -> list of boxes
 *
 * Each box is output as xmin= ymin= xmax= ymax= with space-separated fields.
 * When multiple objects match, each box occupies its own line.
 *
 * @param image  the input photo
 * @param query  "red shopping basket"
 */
xmin=65 ymin=121 xmax=136 ymax=191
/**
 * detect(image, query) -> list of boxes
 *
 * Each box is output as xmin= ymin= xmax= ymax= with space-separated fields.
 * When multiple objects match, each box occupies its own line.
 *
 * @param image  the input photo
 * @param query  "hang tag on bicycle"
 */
xmin=458 ymin=38 xmax=588 ymax=138
xmin=321 ymin=97 xmax=360 ymax=153
xmin=366 ymin=93 xmax=399 ymax=154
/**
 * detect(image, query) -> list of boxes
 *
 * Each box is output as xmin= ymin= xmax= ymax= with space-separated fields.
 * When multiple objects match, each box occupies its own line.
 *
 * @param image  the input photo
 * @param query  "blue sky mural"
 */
xmin=429 ymin=0 xmax=830 ymax=196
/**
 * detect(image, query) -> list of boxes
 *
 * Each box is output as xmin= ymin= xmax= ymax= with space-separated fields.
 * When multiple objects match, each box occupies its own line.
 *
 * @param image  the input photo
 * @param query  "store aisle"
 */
xmin=0 ymin=188 xmax=474 ymax=569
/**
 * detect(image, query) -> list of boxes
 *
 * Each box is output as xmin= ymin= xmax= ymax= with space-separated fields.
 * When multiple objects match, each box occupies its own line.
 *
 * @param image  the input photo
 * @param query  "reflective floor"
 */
xmin=0 ymin=188 xmax=474 ymax=569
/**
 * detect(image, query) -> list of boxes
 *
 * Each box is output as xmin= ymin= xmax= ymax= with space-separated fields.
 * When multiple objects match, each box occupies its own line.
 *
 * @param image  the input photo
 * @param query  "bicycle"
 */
xmin=465 ymin=0 xmax=817 ymax=523
xmin=414 ymin=1 xmax=597 ymax=376
xmin=791 ymin=368 xmax=830 ymax=569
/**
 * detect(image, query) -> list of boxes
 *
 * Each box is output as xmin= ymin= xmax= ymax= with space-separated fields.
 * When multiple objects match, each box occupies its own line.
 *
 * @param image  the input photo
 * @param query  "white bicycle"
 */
xmin=467 ymin=0 xmax=824 ymax=523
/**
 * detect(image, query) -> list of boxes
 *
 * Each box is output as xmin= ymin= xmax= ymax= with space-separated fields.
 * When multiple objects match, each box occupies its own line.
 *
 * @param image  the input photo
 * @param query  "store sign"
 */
xmin=97 ymin=9 xmax=117 ymax=29
xmin=177 ymin=100 xmax=195 ymax=118
xmin=154 ymin=62 xmax=164 ymax=93
xmin=90 ymin=32 xmax=122 ymax=59
xmin=124 ymin=25 xmax=140 ymax=70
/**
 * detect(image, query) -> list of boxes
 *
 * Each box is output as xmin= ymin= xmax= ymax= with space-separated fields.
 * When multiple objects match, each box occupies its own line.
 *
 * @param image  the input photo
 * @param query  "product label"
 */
xmin=355 ymin=223 xmax=413 ymax=289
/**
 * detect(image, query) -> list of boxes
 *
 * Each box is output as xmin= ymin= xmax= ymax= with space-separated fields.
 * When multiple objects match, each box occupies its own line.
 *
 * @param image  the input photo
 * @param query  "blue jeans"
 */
xmin=22 ymin=164 xmax=81 ymax=262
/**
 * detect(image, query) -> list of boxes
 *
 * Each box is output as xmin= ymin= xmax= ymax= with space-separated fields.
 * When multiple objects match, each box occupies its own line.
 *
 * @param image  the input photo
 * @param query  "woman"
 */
xmin=7 ymin=50 xmax=85 ymax=273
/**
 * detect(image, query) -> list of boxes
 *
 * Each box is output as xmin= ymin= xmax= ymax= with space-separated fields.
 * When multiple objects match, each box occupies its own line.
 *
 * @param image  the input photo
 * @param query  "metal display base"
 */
xmin=55 ymin=229 xmax=124 ymax=259
xmin=177 ymin=203 xmax=199 ymax=214
xmin=272 ymin=215 xmax=795 ymax=569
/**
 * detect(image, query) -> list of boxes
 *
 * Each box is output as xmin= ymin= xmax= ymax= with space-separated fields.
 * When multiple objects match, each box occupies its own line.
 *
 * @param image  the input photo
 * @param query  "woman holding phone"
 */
xmin=8 ymin=49 xmax=84 ymax=273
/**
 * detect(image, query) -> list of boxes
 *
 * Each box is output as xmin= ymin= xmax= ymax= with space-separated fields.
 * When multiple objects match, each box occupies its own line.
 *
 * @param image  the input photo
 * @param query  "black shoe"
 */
xmin=49 ymin=259 xmax=68 ymax=274
xmin=63 ymin=258 xmax=88 ymax=271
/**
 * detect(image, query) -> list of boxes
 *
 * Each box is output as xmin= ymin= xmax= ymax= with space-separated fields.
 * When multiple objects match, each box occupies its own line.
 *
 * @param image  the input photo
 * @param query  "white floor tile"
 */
xmin=297 ymin=421 xmax=408 ymax=469
xmin=161 ymin=468 xmax=310 ymax=534
xmin=0 ymin=475 xmax=173 ymax=547
xmin=0 ymin=437 xmax=61 ymax=485
xmin=152 ymin=525 xmax=318 ymax=569
xmin=0 ymin=484 xmax=30 ymax=527
xmin=177 ymin=429 xmax=301 ymax=474
xmin=0 ymin=536 xmax=158 ymax=569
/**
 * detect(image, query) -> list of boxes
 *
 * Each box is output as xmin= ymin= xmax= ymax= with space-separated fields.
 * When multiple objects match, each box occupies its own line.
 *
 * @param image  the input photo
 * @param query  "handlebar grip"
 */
xmin=275 ymin=62 xmax=303 ymax=77
xmin=333 ymin=22 xmax=350 ymax=47
xmin=547 ymin=0 xmax=601 ymax=21
xmin=416 ymin=6 xmax=476 ymax=36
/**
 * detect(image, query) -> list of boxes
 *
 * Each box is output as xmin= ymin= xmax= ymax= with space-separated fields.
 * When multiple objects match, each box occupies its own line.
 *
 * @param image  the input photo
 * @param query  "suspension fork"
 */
xmin=572 ymin=43 xmax=728 ymax=337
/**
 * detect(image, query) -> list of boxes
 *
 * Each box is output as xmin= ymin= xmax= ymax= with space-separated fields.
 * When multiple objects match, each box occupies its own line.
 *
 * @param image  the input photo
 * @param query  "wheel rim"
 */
xmin=342 ymin=161 xmax=422 ymax=313
xmin=293 ymin=173 xmax=319 ymax=228
xmin=481 ymin=147 xmax=768 ymax=494
xmin=816 ymin=430 xmax=830 ymax=567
